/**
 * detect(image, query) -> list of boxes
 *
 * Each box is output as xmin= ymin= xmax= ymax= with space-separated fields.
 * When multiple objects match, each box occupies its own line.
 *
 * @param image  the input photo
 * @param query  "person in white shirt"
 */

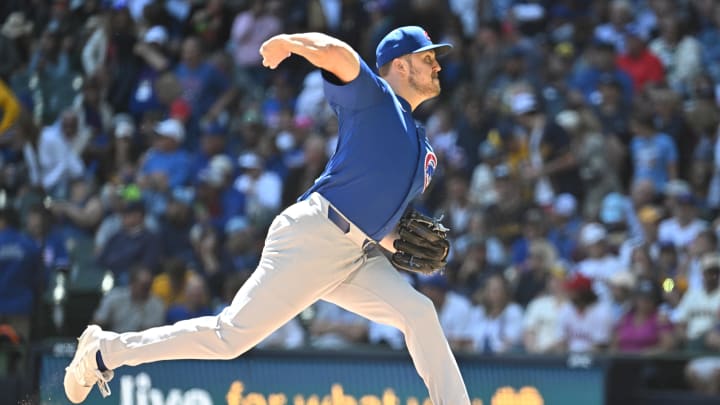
xmin=234 ymin=152 xmax=283 ymax=225
xmin=523 ymin=266 xmax=568 ymax=354
xmin=658 ymin=193 xmax=708 ymax=252
xmin=674 ymin=254 xmax=720 ymax=351
xmin=466 ymin=274 xmax=524 ymax=354
xmin=682 ymin=230 xmax=718 ymax=293
xmin=576 ymin=222 xmax=623 ymax=303
xmin=556 ymin=273 xmax=614 ymax=353
xmin=38 ymin=110 xmax=86 ymax=198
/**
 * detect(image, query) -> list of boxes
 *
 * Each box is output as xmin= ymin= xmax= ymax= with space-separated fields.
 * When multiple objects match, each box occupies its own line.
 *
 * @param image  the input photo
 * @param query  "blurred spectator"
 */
xmin=47 ymin=177 xmax=103 ymax=242
xmin=73 ymin=76 xmax=114 ymax=181
xmin=80 ymin=14 xmax=108 ymax=77
xmin=546 ymin=193 xmax=582 ymax=262
xmin=0 ymin=78 xmax=21 ymax=135
xmin=234 ymin=152 xmax=282 ymax=227
xmin=0 ymin=12 xmax=33 ymax=80
xmin=308 ymin=301 xmax=369 ymax=350
xmin=138 ymin=118 xmax=192 ymax=193
xmin=466 ymin=274 xmax=524 ymax=354
xmin=619 ymin=204 xmax=663 ymax=268
xmin=511 ymin=92 xmax=582 ymax=206
xmin=571 ymin=41 xmax=633 ymax=106
xmin=219 ymin=216 xmax=259 ymax=277
xmin=629 ymin=111 xmax=678 ymax=193
xmin=0 ymin=205 xmax=43 ymax=340
xmin=484 ymin=164 xmax=532 ymax=248
xmin=523 ymin=265 xmax=568 ymax=354
xmin=92 ymin=265 xmax=165 ymax=333
xmin=166 ymin=275 xmax=214 ymax=324
xmin=673 ymin=253 xmax=720 ymax=351
xmin=38 ymin=109 xmax=86 ymax=198
xmin=96 ymin=200 xmax=161 ymax=285
xmin=468 ymin=136 xmax=503 ymax=209
xmin=593 ymin=0 xmax=636 ymax=53
xmin=23 ymin=204 xmax=68 ymax=273
xmin=128 ymin=25 xmax=172 ymax=120
xmin=577 ymin=222 xmax=623 ymax=302
xmin=591 ymin=72 xmax=631 ymax=177
xmin=151 ymin=258 xmax=196 ymax=309
xmin=282 ymin=134 xmax=328 ymax=208
xmin=94 ymin=184 xmax=159 ymax=253
xmin=612 ymin=278 xmax=674 ymax=353
xmin=682 ymin=230 xmax=719 ymax=293
xmin=416 ymin=275 xmax=474 ymax=351
xmin=229 ymin=0 xmax=282 ymax=90
xmin=194 ymin=155 xmax=247 ymax=231
xmin=509 ymin=208 xmax=546 ymax=266
xmin=191 ymin=123 xmax=230 ymax=175
xmin=437 ymin=174 xmax=472 ymax=236
xmin=658 ymin=193 xmax=707 ymax=251
xmin=686 ymin=321 xmax=720 ymax=394
xmin=649 ymin=16 xmax=702 ymax=94
xmin=557 ymin=273 xmax=614 ymax=353
xmin=616 ymin=24 xmax=665 ymax=92
xmin=157 ymin=187 xmax=196 ymax=262
xmin=189 ymin=0 xmax=233 ymax=52
xmin=174 ymin=36 xmax=234 ymax=128
xmin=555 ymin=109 xmax=619 ymax=218
xmin=607 ymin=271 xmax=636 ymax=323
xmin=514 ymin=239 xmax=561 ymax=308
xmin=448 ymin=234 xmax=504 ymax=298
xmin=652 ymin=88 xmax=697 ymax=182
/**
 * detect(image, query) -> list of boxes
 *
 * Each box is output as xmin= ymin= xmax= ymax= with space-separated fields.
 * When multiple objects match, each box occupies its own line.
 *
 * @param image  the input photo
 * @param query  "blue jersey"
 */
xmin=300 ymin=60 xmax=437 ymax=241
xmin=0 ymin=229 xmax=43 ymax=315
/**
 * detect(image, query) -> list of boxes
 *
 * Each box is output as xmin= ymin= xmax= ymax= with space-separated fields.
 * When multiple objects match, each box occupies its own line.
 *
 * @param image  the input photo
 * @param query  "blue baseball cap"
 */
xmin=375 ymin=26 xmax=452 ymax=69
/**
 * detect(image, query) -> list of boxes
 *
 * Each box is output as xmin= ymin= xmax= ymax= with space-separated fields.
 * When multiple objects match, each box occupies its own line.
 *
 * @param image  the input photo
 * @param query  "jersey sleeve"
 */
xmin=322 ymin=59 xmax=388 ymax=111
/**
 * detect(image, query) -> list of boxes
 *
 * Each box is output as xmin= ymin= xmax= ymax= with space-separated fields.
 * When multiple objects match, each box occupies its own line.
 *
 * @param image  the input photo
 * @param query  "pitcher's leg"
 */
xmin=321 ymin=253 xmax=470 ymax=405
xmin=101 ymin=201 xmax=365 ymax=369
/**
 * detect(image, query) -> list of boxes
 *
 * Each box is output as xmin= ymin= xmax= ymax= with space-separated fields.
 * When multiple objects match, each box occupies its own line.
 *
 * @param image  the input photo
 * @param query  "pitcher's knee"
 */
xmin=401 ymin=293 xmax=440 ymax=329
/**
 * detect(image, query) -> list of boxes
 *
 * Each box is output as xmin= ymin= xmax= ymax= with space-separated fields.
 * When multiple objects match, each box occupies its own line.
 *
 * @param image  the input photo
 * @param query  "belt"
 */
xmin=327 ymin=205 xmax=376 ymax=253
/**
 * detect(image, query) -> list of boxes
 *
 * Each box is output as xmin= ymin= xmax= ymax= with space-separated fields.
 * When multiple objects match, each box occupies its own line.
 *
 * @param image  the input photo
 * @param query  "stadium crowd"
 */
xmin=2 ymin=0 xmax=720 ymax=394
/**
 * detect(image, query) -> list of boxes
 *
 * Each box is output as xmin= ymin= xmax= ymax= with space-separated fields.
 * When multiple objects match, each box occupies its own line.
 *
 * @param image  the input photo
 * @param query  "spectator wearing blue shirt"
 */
xmin=571 ymin=41 xmax=634 ymax=106
xmin=190 ymin=122 xmax=230 ymax=175
xmin=629 ymin=112 xmax=678 ymax=193
xmin=165 ymin=275 xmax=213 ymax=324
xmin=0 ymin=206 xmax=44 ymax=341
xmin=174 ymin=36 xmax=235 ymax=143
xmin=24 ymin=205 xmax=69 ymax=274
xmin=139 ymin=118 xmax=192 ymax=190
xmin=96 ymin=200 xmax=161 ymax=285
xmin=194 ymin=155 xmax=246 ymax=232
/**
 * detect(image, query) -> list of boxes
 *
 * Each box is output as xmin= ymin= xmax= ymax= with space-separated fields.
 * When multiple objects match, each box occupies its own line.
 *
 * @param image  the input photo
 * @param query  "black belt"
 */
xmin=327 ymin=206 xmax=375 ymax=252
xmin=327 ymin=205 xmax=350 ymax=233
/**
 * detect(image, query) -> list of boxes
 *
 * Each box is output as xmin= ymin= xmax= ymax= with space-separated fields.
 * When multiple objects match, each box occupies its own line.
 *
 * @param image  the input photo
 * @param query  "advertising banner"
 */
xmin=40 ymin=351 xmax=605 ymax=405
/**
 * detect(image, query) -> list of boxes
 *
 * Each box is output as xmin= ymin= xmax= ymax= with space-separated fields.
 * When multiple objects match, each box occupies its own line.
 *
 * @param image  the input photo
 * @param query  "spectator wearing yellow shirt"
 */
xmin=0 ymin=79 xmax=21 ymax=135
xmin=151 ymin=258 xmax=196 ymax=308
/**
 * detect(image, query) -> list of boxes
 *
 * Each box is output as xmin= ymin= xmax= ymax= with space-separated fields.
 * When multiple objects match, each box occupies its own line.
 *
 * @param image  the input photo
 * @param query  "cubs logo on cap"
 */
xmin=375 ymin=26 xmax=453 ymax=69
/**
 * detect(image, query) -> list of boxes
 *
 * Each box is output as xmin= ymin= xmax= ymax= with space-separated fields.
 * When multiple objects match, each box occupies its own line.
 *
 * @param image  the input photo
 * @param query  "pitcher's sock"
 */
xmin=96 ymin=350 xmax=108 ymax=372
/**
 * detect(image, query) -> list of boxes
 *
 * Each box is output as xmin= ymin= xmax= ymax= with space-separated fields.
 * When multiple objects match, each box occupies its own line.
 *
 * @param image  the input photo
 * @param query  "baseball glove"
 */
xmin=391 ymin=210 xmax=450 ymax=275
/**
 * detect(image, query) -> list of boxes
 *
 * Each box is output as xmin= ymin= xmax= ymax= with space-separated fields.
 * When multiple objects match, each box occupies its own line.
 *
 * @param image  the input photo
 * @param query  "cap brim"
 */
xmin=413 ymin=43 xmax=453 ymax=57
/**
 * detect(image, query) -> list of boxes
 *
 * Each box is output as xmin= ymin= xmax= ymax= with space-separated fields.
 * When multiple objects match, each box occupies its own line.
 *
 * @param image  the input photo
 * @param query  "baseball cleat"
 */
xmin=64 ymin=325 xmax=114 ymax=403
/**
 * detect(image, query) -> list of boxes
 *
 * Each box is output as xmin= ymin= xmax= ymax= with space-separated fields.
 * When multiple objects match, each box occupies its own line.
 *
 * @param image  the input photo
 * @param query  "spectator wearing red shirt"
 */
xmin=617 ymin=25 xmax=665 ymax=92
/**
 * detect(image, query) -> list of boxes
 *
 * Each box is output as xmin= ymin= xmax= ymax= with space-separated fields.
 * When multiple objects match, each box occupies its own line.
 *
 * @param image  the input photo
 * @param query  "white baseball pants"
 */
xmin=98 ymin=192 xmax=470 ymax=405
